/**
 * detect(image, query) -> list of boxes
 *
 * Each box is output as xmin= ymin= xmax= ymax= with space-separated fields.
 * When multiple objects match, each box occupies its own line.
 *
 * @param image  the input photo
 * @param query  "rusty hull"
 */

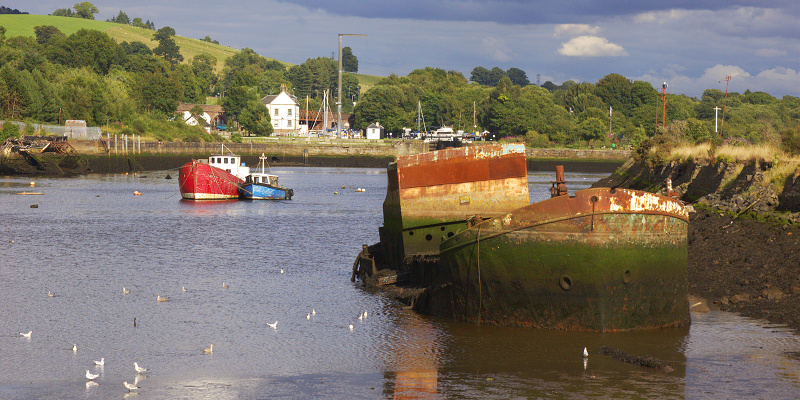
xmin=380 ymin=143 xmax=529 ymax=269
xmin=432 ymin=187 xmax=690 ymax=331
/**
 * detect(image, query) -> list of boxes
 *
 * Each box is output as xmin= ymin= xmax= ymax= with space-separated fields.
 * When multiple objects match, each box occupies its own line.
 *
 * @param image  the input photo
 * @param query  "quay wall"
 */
xmin=68 ymin=139 xmax=629 ymax=173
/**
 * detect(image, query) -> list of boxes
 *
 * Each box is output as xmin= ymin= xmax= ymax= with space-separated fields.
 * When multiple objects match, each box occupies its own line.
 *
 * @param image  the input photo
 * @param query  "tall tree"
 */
xmin=342 ymin=46 xmax=358 ymax=73
xmin=506 ymin=68 xmax=529 ymax=87
xmin=239 ymin=100 xmax=273 ymax=136
xmin=34 ymin=25 xmax=65 ymax=45
xmin=152 ymin=26 xmax=183 ymax=67
xmin=73 ymin=2 xmax=98 ymax=20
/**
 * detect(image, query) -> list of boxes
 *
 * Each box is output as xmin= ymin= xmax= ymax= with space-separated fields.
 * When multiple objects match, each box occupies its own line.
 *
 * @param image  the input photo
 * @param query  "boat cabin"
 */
xmin=245 ymin=173 xmax=279 ymax=187
xmin=201 ymin=154 xmax=250 ymax=180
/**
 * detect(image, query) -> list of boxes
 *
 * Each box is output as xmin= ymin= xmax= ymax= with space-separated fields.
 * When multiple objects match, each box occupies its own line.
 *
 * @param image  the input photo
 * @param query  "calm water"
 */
xmin=1 ymin=168 xmax=799 ymax=399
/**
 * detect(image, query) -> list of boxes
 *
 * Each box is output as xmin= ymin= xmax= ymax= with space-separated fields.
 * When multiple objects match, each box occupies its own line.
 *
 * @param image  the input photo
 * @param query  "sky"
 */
xmin=5 ymin=1 xmax=800 ymax=98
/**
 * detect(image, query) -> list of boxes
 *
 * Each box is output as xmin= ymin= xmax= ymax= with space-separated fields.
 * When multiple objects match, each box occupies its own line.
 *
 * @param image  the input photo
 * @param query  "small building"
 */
xmin=176 ymin=103 xmax=226 ymax=134
xmin=261 ymin=84 xmax=299 ymax=136
xmin=366 ymin=122 xmax=384 ymax=140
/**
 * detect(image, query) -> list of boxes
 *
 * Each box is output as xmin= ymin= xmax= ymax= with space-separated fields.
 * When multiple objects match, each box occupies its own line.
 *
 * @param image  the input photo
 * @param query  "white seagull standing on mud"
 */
xmin=94 ymin=357 xmax=104 ymax=366
xmin=124 ymin=381 xmax=139 ymax=392
xmin=20 ymin=331 xmax=32 ymax=338
xmin=268 ymin=321 xmax=278 ymax=329
xmin=85 ymin=370 xmax=99 ymax=380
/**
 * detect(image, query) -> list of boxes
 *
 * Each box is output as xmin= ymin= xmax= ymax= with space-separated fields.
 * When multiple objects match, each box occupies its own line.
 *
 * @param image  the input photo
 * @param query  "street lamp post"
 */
xmin=337 ymin=33 xmax=366 ymax=138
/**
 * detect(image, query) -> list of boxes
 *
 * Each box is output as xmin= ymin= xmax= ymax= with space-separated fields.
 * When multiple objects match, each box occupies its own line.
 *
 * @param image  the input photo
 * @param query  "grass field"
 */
xmin=0 ymin=14 xmax=383 ymax=87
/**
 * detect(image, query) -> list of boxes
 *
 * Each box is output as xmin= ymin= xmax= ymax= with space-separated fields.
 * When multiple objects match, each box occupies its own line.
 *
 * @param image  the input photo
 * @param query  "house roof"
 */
xmin=261 ymin=91 xmax=298 ymax=106
xmin=367 ymin=123 xmax=382 ymax=129
xmin=176 ymin=102 xmax=223 ymax=113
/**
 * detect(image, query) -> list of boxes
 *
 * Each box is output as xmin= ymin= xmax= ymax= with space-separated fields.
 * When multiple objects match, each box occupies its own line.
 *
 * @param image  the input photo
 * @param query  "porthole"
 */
xmin=408 ymin=231 xmax=414 ymax=236
xmin=623 ymin=270 xmax=632 ymax=284
xmin=425 ymin=234 xmax=433 ymax=241
xmin=559 ymin=275 xmax=573 ymax=291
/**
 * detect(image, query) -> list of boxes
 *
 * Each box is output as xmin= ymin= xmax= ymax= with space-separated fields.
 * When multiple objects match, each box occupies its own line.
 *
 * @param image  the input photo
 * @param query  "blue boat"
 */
xmin=238 ymin=154 xmax=294 ymax=200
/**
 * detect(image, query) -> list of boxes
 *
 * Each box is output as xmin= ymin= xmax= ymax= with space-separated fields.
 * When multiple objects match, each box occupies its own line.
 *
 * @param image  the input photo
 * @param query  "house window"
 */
xmin=288 ymin=121 xmax=292 ymax=127
xmin=273 ymin=121 xmax=278 ymax=127
xmin=274 ymin=108 xmax=279 ymax=116
xmin=287 ymin=109 xmax=292 ymax=116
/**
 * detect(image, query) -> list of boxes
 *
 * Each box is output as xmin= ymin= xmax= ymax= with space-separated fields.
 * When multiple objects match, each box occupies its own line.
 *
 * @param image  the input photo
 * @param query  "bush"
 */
xmin=1 ymin=122 xmax=20 ymax=141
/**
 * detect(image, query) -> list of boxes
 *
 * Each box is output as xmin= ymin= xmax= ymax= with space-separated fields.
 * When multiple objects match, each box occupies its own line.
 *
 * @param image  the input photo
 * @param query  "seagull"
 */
xmin=306 ymin=313 xmax=311 ymax=320
xmin=72 ymin=344 xmax=77 ymax=353
xmin=182 ymin=286 xmax=187 ymax=292
xmin=312 ymin=309 xmax=316 ymax=316
xmin=349 ymin=323 xmax=354 ymax=331
xmin=280 ymin=269 xmax=284 ymax=274
xmin=358 ymin=314 xmax=363 ymax=321
xmin=94 ymin=357 xmax=105 ymax=366
xmin=267 ymin=321 xmax=278 ymax=329
xmin=123 ymin=381 xmax=139 ymax=392
xmin=123 ymin=287 xmax=130 ymax=294
xmin=48 ymin=291 xmax=55 ymax=297
xmin=157 ymin=295 xmax=169 ymax=302
xmin=20 ymin=331 xmax=32 ymax=338
xmin=583 ymin=347 xmax=589 ymax=358
xmin=85 ymin=370 xmax=99 ymax=380
xmin=134 ymin=362 xmax=148 ymax=373
xmin=363 ymin=310 xmax=368 ymax=318
xmin=222 ymin=282 xmax=229 ymax=289
xmin=203 ymin=344 xmax=213 ymax=354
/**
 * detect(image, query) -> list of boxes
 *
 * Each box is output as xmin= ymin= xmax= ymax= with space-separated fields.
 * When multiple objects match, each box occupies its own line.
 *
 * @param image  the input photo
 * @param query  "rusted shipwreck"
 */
xmin=0 ymin=136 xmax=88 ymax=175
xmin=353 ymin=143 xmax=689 ymax=331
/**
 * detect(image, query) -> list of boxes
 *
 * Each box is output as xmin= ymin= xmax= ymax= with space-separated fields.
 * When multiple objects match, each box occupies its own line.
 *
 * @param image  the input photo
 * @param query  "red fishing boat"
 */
xmin=178 ymin=153 xmax=249 ymax=200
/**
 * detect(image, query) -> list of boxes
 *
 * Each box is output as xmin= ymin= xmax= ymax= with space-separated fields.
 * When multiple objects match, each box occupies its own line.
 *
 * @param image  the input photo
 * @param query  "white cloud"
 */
xmin=553 ymin=24 xmax=600 ymax=38
xmin=755 ymin=48 xmax=787 ymax=57
xmin=558 ymin=36 xmax=628 ymax=57
xmin=480 ymin=36 xmax=513 ymax=62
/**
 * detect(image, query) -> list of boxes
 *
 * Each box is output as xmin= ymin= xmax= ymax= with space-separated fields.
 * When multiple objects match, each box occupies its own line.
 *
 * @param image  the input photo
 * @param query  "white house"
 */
xmin=366 ymin=122 xmax=384 ymax=140
xmin=261 ymin=84 xmax=299 ymax=136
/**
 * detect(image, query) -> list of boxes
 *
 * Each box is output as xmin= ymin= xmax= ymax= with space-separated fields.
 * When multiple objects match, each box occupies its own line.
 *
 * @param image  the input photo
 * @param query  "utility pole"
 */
xmin=720 ymin=75 xmax=731 ymax=132
xmin=661 ymin=82 xmax=668 ymax=128
xmin=337 ymin=33 xmax=366 ymax=139
xmin=609 ymin=106 xmax=613 ymax=136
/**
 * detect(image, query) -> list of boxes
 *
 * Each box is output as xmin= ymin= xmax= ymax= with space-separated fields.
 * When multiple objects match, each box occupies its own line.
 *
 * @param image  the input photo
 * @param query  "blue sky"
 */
xmin=5 ymin=1 xmax=800 ymax=98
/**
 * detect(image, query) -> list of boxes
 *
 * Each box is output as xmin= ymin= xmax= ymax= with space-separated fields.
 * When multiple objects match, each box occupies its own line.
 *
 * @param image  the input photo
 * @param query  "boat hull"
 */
xmin=434 ymin=187 xmax=690 ymax=331
xmin=178 ymin=160 xmax=243 ymax=200
xmin=381 ymin=143 xmax=529 ymax=269
xmin=239 ymin=183 xmax=293 ymax=200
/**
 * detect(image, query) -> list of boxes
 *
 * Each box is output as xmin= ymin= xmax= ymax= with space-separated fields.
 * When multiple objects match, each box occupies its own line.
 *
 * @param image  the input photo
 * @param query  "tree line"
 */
xmin=0 ymin=8 xmax=796 ymax=149
xmin=0 ymin=18 xmax=362 ymax=140
xmin=353 ymin=69 xmax=799 ymax=151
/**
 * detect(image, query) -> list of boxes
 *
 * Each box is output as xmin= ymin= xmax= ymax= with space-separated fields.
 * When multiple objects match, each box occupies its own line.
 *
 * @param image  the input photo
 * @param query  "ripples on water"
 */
xmin=1 ymin=168 xmax=799 ymax=399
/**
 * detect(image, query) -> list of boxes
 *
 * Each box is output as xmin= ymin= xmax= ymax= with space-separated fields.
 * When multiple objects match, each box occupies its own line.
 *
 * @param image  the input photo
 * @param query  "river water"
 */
xmin=1 ymin=167 xmax=799 ymax=399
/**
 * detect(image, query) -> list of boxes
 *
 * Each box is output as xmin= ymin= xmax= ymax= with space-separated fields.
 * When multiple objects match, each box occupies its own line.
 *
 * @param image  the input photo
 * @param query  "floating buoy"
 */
xmin=334 ymin=191 xmax=339 ymax=195
xmin=133 ymin=191 xmax=142 ymax=196
xmin=341 ymin=185 xmax=345 ymax=189
xmin=30 ymin=181 xmax=35 ymax=187
xmin=30 ymin=204 xmax=38 ymax=208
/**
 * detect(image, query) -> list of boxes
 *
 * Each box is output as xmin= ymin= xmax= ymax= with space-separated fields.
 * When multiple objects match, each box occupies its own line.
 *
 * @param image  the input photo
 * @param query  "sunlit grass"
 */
xmin=670 ymin=143 xmax=712 ymax=161
xmin=714 ymin=144 xmax=784 ymax=163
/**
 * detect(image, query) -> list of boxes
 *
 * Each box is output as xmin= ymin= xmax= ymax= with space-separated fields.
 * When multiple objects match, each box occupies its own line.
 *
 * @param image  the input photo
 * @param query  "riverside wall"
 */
xmin=68 ymin=138 xmax=630 ymax=173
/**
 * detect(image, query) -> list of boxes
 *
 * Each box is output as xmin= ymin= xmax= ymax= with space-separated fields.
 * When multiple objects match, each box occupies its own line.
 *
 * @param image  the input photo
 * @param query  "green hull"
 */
xmin=434 ymin=188 xmax=690 ymax=331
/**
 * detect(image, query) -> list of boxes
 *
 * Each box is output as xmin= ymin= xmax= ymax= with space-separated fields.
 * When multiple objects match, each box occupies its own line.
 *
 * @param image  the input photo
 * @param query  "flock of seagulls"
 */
xmin=16 ymin=268 xmax=373 ymax=395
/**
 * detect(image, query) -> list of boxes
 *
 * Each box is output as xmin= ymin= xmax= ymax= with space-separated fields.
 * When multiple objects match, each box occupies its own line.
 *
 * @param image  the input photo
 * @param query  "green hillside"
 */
xmin=0 ymin=14 xmax=382 ymax=86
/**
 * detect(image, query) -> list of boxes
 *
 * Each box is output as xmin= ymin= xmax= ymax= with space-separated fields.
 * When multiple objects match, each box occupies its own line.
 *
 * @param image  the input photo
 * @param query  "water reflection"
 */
xmin=1 ymin=170 xmax=799 ymax=399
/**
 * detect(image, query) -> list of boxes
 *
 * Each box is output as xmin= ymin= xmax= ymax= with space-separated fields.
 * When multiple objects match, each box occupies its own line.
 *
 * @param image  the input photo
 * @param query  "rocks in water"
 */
xmin=599 ymin=346 xmax=674 ymax=372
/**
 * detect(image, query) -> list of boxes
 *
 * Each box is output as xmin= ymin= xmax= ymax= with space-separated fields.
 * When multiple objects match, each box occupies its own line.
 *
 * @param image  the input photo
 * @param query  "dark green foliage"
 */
xmin=135 ymin=71 xmax=182 ymax=115
xmin=121 ymin=41 xmax=152 ymax=56
xmin=34 ymin=25 xmax=65 ymax=45
xmin=52 ymin=8 xmax=74 ymax=17
xmin=239 ymin=100 xmax=273 ymax=136
xmin=152 ymin=27 xmax=183 ymax=67
xmin=73 ymin=2 xmax=99 ymax=20
xmin=1 ymin=120 xmax=20 ymax=140
xmin=200 ymin=36 xmax=219 ymax=45
xmin=506 ymin=68 xmax=529 ymax=86
xmin=110 ymin=11 xmax=130 ymax=25
xmin=342 ymin=46 xmax=358 ymax=73
xmin=46 ymin=29 xmax=120 ymax=74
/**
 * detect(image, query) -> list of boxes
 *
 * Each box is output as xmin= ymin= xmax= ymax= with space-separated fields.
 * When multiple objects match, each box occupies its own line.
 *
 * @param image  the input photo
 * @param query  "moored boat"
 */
xmin=431 ymin=174 xmax=690 ymax=331
xmin=239 ymin=154 xmax=294 ymax=200
xmin=178 ymin=153 xmax=249 ymax=200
